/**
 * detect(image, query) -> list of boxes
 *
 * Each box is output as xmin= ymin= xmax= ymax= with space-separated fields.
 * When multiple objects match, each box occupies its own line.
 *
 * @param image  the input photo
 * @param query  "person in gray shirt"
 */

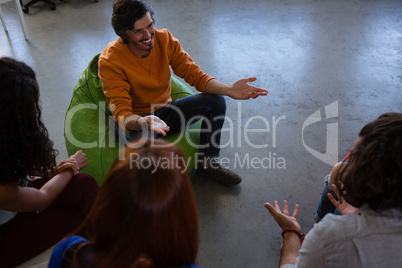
xmin=265 ymin=112 xmax=402 ymax=268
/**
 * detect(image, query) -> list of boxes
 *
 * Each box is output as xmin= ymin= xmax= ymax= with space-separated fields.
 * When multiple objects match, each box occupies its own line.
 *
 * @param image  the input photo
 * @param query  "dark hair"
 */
xmin=338 ymin=113 xmax=402 ymax=210
xmin=0 ymin=57 xmax=57 ymax=185
xmin=112 ymin=0 xmax=155 ymax=44
xmin=72 ymin=138 xmax=199 ymax=268
xmin=359 ymin=112 xmax=402 ymax=137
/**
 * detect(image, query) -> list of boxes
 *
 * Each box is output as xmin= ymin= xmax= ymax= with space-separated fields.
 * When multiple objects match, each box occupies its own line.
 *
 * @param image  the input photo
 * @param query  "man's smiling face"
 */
xmin=125 ymin=12 xmax=155 ymax=58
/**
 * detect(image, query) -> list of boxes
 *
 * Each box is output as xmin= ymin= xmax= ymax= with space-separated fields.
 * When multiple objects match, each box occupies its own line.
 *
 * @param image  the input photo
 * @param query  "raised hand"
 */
xmin=264 ymin=200 xmax=301 ymax=233
xmin=328 ymin=184 xmax=359 ymax=215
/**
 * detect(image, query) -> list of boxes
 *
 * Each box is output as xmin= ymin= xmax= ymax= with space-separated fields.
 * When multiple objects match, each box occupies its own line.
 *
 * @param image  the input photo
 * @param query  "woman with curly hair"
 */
xmin=314 ymin=112 xmax=402 ymax=222
xmin=49 ymin=138 xmax=200 ymax=268
xmin=0 ymin=57 xmax=99 ymax=267
xmin=265 ymin=113 xmax=402 ymax=268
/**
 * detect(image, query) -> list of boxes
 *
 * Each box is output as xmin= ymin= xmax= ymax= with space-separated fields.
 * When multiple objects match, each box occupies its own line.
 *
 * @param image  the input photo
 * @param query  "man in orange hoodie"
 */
xmin=99 ymin=0 xmax=268 ymax=186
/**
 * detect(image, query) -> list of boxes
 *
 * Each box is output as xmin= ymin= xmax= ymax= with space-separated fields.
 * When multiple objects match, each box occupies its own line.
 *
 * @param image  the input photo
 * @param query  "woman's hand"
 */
xmin=265 ymin=200 xmax=302 ymax=266
xmin=54 ymin=150 xmax=87 ymax=176
xmin=53 ymin=159 xmax=75 ymax=176
xmin=328 ymin=184 xmax=359 ymax=215
xmin=69 ymin=150 xmax=88 ymax=173
xmin=264 ymin=200 xmax=301 ymax=233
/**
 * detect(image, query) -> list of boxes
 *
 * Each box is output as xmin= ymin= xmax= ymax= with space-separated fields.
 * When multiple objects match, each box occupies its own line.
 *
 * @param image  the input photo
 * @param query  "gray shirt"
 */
xmin=281 ymin=205 xmax=402 ymax=268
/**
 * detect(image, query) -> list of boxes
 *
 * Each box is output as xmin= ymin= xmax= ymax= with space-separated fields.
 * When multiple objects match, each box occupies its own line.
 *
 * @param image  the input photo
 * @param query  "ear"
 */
xmin=119 ymin=31 xmax=129 ymax=44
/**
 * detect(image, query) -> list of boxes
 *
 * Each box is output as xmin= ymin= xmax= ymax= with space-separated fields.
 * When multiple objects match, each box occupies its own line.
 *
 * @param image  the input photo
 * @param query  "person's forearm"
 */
xmin=37 ymin=169 xmax=74 ymax=210
xmin=279 ymin=232 xmax=301 ymax=267
xmin=204 ymin=78 xmax=231 ymax=95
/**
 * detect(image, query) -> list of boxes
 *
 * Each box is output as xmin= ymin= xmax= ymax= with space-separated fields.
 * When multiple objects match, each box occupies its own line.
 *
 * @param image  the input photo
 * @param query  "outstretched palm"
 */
xmin=228 ymin=77 xmax=268 ymax=100
xmin=264 ymin=200 xmax=301 ymax=233
xmin=142 ymin=115 xmax=170 ymax=136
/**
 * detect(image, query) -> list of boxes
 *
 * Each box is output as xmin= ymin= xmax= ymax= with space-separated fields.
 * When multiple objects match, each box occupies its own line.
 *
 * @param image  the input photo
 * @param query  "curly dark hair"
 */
xmin=112 ymin=0 xmax=155 ymax=44
xmin=338 ymin=113 xmax=402 ymax=210
xmin=0 ymin=57 xmax=57 ymax=185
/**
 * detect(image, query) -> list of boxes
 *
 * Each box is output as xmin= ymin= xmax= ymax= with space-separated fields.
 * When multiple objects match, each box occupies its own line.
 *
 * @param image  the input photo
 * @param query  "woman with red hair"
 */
xmin=49 ymin=137 xmax=201 ymax=268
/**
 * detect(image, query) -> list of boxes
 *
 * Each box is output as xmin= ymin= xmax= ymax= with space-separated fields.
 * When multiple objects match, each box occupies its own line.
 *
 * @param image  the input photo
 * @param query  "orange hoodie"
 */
xmin=98 ymin=28 xmax=214 ymax=130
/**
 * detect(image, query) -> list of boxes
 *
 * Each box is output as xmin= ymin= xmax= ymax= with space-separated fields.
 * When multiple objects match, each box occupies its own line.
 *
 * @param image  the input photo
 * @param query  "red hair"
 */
xmin=73 ymin=138 xmax=199 ymax=267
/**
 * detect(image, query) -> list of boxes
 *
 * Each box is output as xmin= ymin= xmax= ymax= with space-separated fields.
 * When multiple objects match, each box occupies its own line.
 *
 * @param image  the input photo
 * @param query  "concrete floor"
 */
xmin=1 ymin=0 xmax=402 ymax=267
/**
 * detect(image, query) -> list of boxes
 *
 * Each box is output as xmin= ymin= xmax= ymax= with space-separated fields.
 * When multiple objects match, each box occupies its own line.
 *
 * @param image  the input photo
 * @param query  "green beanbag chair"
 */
xmin=64 ymin=54 xmax=201 ymax=185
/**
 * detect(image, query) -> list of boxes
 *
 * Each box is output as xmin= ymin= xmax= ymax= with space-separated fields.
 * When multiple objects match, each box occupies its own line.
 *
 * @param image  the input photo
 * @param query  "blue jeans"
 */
xmin=124 ymin=94 xmax=226 ymax=158
xmin=314 ymin=175 xmax=340 ymax=223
